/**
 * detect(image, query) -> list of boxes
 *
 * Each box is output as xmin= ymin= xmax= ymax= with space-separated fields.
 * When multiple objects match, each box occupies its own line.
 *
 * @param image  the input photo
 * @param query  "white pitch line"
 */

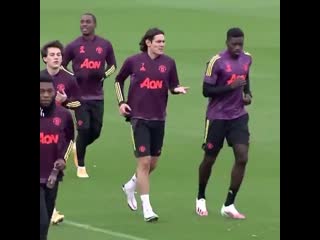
xmin=64 ymin=220 xmax=149 ymax=240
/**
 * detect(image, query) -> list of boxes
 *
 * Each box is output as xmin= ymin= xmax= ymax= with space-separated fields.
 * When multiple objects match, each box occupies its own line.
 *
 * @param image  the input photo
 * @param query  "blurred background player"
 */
xmin=62 ymin=13 xmax=117 ymax=178
xmin=115 ymin=28 xmax=189 ymax=222
xmin=40 ymin=72 xmax=74 ymax=239
xmin=40 ymin=40 xmax=82 ymax=224
xmin=41 ymin=40 xmax=81 ymax=110
xmin=196 ymin=27 xmax=253 ymax=219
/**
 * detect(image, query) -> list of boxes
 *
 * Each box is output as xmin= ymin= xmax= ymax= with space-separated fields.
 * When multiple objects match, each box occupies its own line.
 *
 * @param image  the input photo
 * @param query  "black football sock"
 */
xmin=224 ymin=189 xmax=238 ymax=206
xmin=198 ymin=155 xmax=217 ymax=199
xmin=76 ymin=129 xmax=91 ymax=167
xmin=197 ymin=183 xmax=207 ymax=199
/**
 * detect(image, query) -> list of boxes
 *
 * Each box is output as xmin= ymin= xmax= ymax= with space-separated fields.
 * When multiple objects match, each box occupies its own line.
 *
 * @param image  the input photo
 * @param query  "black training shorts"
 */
xmin=202 ymin=113 xmax=250 ymax=155
xmin=130 ymin=119 xmax=165 ymax=158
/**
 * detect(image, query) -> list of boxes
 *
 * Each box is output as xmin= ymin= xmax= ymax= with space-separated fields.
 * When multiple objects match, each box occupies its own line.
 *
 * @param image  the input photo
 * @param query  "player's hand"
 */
xmin=119 ymin=103 xmax=132 ymax=116
xmin=243 ymin=94 xmax=252 ymax=105
xmin=55 ymin=89 xmax=67 ymax=103
xmin=173 ymin=86 xmax=189 ymax=94
xmin=46 ymin=168 xmax=59 ymax=189
xmin=54 ymin=159 xmax=66 ymax=170
xmin=230 ymin=79 xmax=246 ymax=89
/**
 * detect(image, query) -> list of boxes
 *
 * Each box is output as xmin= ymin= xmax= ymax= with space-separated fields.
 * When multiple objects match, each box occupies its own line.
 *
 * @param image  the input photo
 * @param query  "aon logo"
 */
xmin=80 ymin=58 xmax=101 ymax=69
xmin=227 ymin=74 xmax=246 ymax=85
xmin=40 ymin=132 xmax=59 ymax=144
xmin=140 ymin=78 xmax=163 ymax=89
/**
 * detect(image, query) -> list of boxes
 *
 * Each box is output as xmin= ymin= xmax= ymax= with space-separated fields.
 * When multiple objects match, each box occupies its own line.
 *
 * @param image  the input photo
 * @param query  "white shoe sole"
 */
xmin=77 ymin=174 xmax=89 ymax=178
xmin=51 ymin=217 xmax=64 ymax=225
xmin=144 ymin=215 xmax=159 ymax=222
xmin=221 ymin=209 xmax=246 ymax=219
xmin=122 ymin=185 xmax=137 ymax=211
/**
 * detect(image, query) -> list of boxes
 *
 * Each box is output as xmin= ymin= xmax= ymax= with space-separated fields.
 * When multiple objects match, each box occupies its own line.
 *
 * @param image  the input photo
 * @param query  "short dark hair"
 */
xmin=139 ymin=28 xmax=165 ymax=52
xmin=227 ymin=27 xmax=244 ymax=40
xmin=82 ymin=12 xmax=97 ymax=24
xmin=40 ymin=40 xmax=64 ymax=59
xmin=40 ymin=71 xmax=53 ymax=83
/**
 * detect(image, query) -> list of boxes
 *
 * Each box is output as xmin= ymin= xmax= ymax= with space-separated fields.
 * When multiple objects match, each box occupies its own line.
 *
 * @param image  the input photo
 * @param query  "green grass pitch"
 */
xmin=40 ymin=0 xmax=280 ymax=239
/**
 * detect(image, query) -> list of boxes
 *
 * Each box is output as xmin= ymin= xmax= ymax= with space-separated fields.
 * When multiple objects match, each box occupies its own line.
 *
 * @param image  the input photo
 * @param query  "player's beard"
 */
xmin=40 ymin=99 xmax=55 ymax=115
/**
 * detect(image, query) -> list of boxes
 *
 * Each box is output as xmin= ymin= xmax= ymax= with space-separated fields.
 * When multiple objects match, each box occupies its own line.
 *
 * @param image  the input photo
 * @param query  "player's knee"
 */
xmin=149 ymin=164 xmax=156 ymax=172
xmin=234 ymin=144 xmax=249 ymax=165
xmin=92 ymin=131 xmax=101 ymax=141
xmin=77 ymin=128 xmax=91 ymax=144
xmin=203 ymin=153 xmax=218 ymax=165
xmin=150 ymin=160 xmax=157 ymax=170
xmin=203 ymin=143 xmax=221 ymax=159
xmin=235 ymin=152 xmax=248 ymax=166
xmin=91 ymin=125 xmax=102 ymax=141
xmin=150 ymin=157 xmax=159 ymax=172
xmin=137 ymin=156 xmax=151 ymax=172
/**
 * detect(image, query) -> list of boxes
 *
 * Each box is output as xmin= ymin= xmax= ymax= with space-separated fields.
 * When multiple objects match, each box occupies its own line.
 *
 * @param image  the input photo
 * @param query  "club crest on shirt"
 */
xmin=96 ymin=46 xmax=103 ymax=54
xmin=57 ymin=84 xmax=65 ymax=92
xmin=53 ymin=117 xmax=62 ymax=126
xmin=158 ymin=65 xmax=166 ymax=73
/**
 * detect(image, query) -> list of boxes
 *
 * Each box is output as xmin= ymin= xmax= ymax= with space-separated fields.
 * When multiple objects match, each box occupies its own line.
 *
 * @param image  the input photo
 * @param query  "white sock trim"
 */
xmin=141 ymin=194 xmax=152 ymax=210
